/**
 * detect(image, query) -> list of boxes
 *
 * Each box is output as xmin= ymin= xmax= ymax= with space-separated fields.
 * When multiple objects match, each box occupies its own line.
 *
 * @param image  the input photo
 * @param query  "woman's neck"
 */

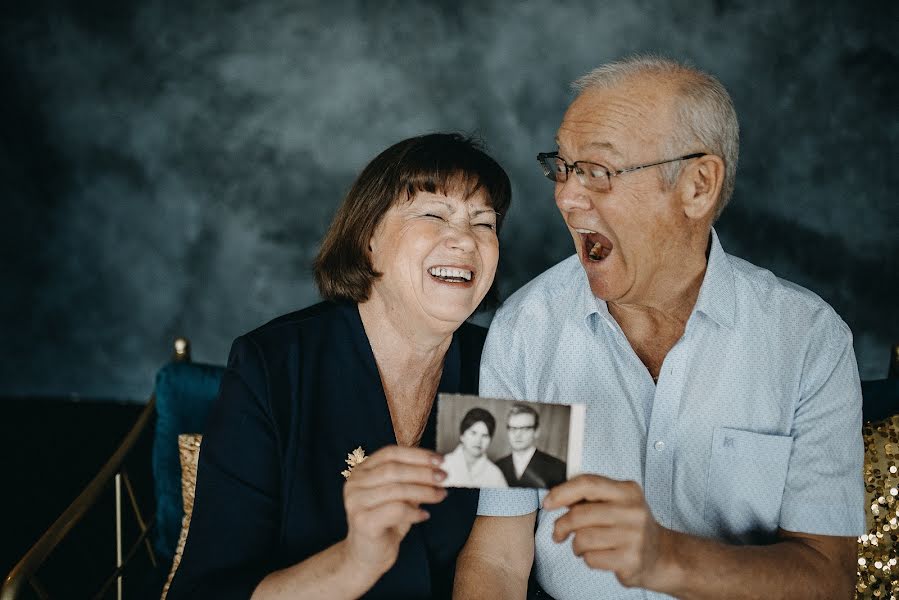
xmin=358 ymin=297 xmax=453 ymax=446
xmin=358 ymin=297 xmax=452 ymax=376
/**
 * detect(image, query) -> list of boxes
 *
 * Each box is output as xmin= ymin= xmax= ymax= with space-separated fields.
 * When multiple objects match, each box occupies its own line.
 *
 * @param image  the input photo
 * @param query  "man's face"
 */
xmin=553 ymin=77 xmax=694 ymax=305
xmin=507 ymin=413 xmax=537 ymax=452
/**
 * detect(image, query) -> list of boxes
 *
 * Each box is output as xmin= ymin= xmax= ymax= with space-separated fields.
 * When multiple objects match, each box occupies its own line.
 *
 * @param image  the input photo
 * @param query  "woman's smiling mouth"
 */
xmin=428 ymin=265 xmax=474 ymax=284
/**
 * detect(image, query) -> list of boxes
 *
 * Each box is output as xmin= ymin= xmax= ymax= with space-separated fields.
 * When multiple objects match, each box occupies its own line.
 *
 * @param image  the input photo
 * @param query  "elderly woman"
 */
xmin=166 ymin=133 xmax=511 ymax=600
xmin=441 ymin=407 xmax=508 ymax=488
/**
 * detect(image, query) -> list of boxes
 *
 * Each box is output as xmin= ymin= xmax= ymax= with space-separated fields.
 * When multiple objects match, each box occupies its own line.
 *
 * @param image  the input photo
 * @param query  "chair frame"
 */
xmin=1 ymin=338 xmax=192 ymax=600
xmin=1 ymin=398 xmax=157 ymax=600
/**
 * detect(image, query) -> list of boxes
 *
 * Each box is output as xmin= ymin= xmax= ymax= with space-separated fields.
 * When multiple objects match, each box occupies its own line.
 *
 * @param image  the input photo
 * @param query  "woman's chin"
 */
xmin=420 ymin=302 xmax=478 ymax=330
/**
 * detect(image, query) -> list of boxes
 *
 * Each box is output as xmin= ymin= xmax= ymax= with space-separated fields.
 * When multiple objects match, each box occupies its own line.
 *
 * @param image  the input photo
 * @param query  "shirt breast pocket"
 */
xmin=704 ymin=427 xmax=793 ymax=541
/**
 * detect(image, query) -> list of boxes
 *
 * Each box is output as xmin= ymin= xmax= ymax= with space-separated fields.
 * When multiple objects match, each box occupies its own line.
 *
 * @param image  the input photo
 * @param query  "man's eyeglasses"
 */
xmin=536 ymin=151 xmax=707 ymax=193
xmin=507 ymin=425 xmax=536 ymax=433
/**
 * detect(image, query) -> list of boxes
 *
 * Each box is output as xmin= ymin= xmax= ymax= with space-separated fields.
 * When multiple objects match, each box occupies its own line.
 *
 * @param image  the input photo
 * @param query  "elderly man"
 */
xmin=454 ymin=56 xmax=863 ymax=599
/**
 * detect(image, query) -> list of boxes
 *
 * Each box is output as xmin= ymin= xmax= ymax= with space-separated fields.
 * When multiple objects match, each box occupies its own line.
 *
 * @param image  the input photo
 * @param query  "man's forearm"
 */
xmin=649 ymin=528 xmax=855 ymax=600
xmin=453 ymin=550 xmax=529 ymax=600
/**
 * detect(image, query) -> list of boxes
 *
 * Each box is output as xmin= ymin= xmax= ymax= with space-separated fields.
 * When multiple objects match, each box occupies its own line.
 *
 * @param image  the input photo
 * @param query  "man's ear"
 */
xmin=680 ymin=154 xmax=724 ymax=221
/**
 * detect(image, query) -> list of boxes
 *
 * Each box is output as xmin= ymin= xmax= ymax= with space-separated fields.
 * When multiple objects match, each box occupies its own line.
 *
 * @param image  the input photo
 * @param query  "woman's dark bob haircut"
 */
xmin=459 ymin=407 xmax=497 ymax=438
xmin=314 ymin=132 xmax=512 ymax=305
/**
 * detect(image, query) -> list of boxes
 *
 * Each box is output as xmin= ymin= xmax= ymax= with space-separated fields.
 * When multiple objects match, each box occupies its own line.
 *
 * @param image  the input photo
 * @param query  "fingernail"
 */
xmin=434 ymin=469 xmax=446 ymax=482
xmin=420 ymin=510 xmax=431 ymax=521
xmin=430 ymin=456 xmax=444 ymax=466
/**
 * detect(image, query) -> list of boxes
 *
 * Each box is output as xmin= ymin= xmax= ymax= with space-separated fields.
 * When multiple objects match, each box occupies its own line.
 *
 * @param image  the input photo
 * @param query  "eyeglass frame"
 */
xmin=536 ymin=151 xmax=707 ymax=192
xmin=506 ymin=425 xmax=537 ymax=433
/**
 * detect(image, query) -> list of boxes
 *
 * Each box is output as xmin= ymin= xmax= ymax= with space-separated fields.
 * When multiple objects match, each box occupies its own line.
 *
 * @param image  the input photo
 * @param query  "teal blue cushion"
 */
xmin=152 ymin=361 xmax=225 ymax=562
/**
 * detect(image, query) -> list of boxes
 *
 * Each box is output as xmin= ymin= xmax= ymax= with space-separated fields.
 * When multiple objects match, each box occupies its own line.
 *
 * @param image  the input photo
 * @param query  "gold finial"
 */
xmin=173 ymin=337 xmax=191 ymax=362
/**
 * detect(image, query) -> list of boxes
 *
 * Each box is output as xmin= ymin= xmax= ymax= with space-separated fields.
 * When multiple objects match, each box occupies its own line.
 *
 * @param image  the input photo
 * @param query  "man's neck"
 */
xmin=512 ymin=447 xmax=537 ymax=460
xmin=605 ymin=232 xmax=711 ymax=379
xmin=608 ymin=231 xmax=711 ymax=332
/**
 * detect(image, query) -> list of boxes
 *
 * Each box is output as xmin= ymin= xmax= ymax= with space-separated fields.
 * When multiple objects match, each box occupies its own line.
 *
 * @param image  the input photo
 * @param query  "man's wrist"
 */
xmin=646 ymin=526 xmax=689 ymax=595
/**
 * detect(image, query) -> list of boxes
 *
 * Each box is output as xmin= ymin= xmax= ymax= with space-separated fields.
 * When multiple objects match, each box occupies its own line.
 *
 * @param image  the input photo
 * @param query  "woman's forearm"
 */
xmin=251 ymin=539 xmax=382 ymax=600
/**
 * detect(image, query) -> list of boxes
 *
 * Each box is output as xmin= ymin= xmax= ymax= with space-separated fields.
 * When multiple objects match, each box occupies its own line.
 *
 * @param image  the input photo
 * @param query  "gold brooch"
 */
xmin=341 ymin=446 xmax=368 ymax=479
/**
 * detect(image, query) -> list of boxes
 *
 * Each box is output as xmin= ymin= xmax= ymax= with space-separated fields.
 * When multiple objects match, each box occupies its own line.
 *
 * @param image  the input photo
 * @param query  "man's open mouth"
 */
xmin=575 ymin=229 xmax=613 ymax=262
xmin=428 ymin=266 xmax=474 ymax=284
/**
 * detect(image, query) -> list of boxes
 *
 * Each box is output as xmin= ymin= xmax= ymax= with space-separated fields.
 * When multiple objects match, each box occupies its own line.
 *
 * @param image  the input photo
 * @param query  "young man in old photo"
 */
xmin=454 ymin=56 xmax=863 ymax=599
xmin=496 ymin=404 xmax=567 ymax=489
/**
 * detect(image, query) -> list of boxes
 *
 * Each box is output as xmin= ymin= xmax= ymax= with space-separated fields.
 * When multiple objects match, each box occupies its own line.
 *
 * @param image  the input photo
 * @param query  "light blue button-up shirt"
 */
xmin=477 ymin=230 xmax=864 ymax=600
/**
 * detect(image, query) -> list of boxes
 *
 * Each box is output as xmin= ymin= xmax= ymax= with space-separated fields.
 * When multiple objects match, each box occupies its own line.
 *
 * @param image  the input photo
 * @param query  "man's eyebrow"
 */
xmin=554 ymin=138 xmax=622 ymax=158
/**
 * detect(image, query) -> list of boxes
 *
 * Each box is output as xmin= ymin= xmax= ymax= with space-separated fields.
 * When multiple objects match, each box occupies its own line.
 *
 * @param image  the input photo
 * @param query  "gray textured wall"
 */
xmin=2 ymin=1 xmax=896 ymax=401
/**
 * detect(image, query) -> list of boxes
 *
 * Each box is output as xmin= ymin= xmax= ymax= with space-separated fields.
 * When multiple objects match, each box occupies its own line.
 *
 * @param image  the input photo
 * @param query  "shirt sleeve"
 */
xmin=778 ymin=316 xmax=865 ymax=536
xmin=477 ymin=310 xmax=540 ymax=516
xmin=167 ymin=335 xmax=281 ymax=599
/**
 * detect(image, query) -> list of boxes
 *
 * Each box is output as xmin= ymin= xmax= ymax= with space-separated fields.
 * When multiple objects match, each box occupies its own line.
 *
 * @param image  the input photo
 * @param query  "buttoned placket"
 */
xmin=644 ymin=312 xmax=707 ymax=532
xmin=600 ymin=309 xmax=701 ymax=531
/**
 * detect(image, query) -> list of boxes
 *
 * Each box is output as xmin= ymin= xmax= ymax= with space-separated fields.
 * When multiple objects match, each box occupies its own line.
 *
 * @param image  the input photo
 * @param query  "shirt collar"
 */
xmin=575 ymin=264 xmax=612 ymax=334
xmin=693 ymin=228 xmax=736 ymax=329
xmin=577 ymin=228 xmax=736 ymax=332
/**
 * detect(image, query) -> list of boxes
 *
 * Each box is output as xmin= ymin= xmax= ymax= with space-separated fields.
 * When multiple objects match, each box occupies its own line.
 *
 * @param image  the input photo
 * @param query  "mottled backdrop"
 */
xmin=2 ymin=0 xmax=897 ymax=401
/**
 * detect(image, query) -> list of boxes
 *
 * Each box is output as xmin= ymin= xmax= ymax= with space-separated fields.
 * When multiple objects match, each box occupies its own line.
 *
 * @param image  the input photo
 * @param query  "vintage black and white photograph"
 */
xmin=436 ymin=394 xmax=585 ymax=489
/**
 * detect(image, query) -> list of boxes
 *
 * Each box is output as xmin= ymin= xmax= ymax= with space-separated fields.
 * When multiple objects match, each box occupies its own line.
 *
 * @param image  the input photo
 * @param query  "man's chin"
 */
xmin=586 ymin=274 xmax=620 ymax=302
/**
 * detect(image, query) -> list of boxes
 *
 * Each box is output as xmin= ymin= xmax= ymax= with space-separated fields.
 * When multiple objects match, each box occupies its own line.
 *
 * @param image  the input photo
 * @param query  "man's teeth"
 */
xmin=575 ymin=228 xmax=598 ymax=234
xmin=588 ymin=242 xmax=604 ymax=260
xmin=428 ymin=267 xmax=472 ymax=282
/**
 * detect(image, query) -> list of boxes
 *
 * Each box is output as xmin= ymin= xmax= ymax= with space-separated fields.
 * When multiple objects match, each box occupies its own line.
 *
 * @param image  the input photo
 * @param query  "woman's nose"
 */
xmin=444 ymin=222 xmax=477 ymax=251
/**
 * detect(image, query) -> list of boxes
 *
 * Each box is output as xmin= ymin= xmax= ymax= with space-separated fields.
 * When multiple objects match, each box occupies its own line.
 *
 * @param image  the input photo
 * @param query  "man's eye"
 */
xmin=424 ymin=213 xmax=446 ymax=220
xmin=474 ymin=222 xmax=497 ymax=230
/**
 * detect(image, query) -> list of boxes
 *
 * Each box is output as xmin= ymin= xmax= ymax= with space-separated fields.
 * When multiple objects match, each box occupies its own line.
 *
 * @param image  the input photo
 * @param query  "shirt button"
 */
xmin=654 ymin=440 xmax=666 ymax=451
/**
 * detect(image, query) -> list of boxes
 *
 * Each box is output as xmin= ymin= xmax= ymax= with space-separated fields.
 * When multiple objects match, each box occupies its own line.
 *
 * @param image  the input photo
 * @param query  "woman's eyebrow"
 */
xmin=469 ymin=208 xmax=498 ymax=217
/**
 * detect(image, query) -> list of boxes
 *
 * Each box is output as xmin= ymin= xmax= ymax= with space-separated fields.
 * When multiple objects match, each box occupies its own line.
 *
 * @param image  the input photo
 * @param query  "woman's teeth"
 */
xmin=428 ymin=266 xmax=472 ymax=282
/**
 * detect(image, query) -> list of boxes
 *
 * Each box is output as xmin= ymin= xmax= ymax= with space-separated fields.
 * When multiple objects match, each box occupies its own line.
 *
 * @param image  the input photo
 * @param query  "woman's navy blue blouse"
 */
xmin=167 ymin=301 xmax=483 ymax=599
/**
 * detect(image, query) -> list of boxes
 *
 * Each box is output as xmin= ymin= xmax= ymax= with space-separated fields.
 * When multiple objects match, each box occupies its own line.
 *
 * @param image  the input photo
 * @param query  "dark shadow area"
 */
xmin=0 ymin=397 xmax=158 ymax=598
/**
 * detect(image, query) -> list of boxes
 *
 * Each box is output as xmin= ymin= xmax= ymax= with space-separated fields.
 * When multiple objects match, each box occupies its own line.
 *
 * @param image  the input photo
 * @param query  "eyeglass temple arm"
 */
xmin=614 ymin=152 xmax=707 ymax=176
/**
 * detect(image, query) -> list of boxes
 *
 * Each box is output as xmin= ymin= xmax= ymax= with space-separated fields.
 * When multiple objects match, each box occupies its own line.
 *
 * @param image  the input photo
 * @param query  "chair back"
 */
xmin=151 ymin=360 xmax=224 ymax=563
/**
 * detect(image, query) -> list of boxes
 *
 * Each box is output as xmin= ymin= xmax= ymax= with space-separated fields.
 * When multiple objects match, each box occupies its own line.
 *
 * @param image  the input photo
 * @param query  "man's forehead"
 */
xmin=554 ymin=136 xmax=623 ymax=159
xmin=556 ymin=82 xmax=675 ymax=153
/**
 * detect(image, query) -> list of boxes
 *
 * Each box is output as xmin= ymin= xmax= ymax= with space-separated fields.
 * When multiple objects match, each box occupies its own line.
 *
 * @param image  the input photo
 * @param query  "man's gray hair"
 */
xmin=573 ymin=55 xmax=740 ymax=219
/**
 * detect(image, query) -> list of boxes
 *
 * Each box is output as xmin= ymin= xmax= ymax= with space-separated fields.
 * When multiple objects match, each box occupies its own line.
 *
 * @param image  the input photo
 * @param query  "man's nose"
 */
xmin=554 ymin=176 xmax=594 ymax=212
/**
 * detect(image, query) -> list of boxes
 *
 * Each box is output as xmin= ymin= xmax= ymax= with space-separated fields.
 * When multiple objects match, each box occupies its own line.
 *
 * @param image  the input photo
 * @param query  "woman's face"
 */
xmin=460 ymin=421 xmax=492 ymax=459
xmin=368 ymin=187 xmax=499 ymax=334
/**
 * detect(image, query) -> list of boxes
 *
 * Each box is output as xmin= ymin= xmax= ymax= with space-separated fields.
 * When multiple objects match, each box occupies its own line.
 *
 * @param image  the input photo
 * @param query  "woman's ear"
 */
xmin=680 ymin=154 xmax=725 ymax=222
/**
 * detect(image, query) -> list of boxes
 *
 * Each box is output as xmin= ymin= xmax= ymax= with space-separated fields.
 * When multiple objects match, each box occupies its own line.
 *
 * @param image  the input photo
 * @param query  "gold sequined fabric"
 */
xmin=858 ymin=416 xmax=899 ymax=599
xmin=160 ymin=434 xmax=203 ymax=600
